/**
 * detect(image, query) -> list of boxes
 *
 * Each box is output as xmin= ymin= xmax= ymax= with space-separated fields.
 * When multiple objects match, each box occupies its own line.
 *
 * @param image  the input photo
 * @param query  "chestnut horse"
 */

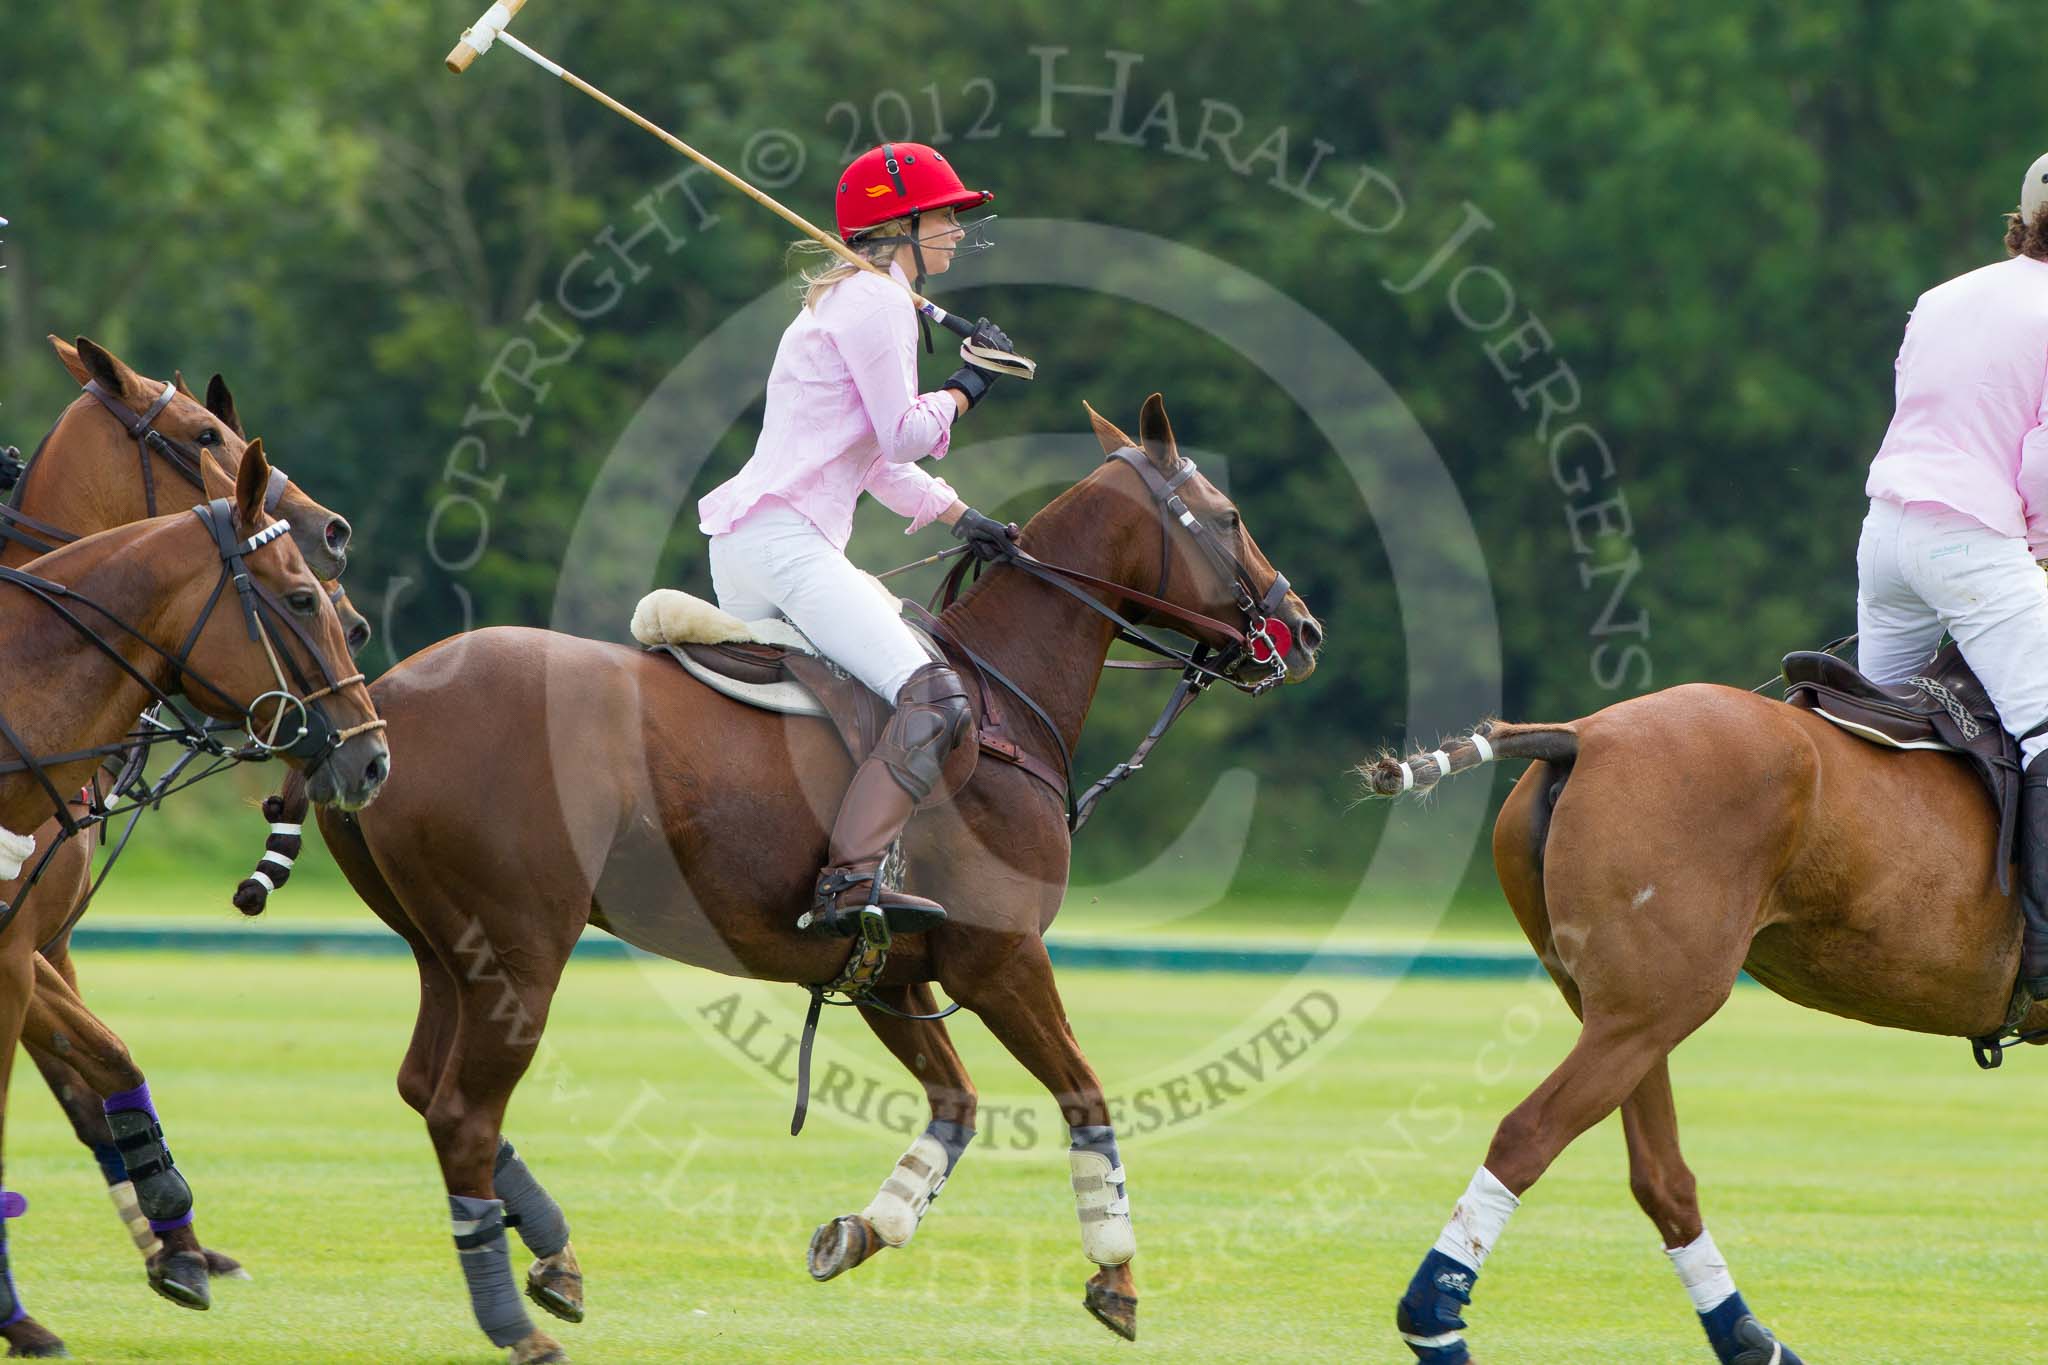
xmin=0 ymin=442 xmax=387 ymax=1356
xmin=1355 ymin=684 xmax=2048 ymax=1363
xmin=2 ymin=337 xmax=369 ymax=1308
xmin=275 ymin=395 xmax=1320 ymax=1363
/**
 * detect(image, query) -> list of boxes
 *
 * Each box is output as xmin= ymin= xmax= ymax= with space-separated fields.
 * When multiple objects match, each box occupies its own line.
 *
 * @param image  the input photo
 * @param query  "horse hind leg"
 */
xmin=945 ymin=940 xmax=1138 ymax=1342
xmin=1623 ymin=1060 xmax=1804 ymax=1365
xmin=807 ymin=982 xmax=978 ymax=1283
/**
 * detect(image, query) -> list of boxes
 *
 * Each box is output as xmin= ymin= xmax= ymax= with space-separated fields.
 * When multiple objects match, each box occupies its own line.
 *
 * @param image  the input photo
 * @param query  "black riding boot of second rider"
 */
xmin=800 ymin=662 xmax=973 ymax=939
xmin=2021 ymin=753 xmax=2048 ymax=998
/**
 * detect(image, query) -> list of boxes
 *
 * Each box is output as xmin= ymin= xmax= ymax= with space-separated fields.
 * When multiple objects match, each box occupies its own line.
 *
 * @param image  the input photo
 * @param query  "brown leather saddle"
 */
xmin=1783 ymin=642 xmax=2023 ymax=891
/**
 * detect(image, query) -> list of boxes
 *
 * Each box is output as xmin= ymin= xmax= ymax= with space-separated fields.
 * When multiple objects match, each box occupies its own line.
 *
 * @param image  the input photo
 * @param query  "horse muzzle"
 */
xmin=307 ymin=731 xmax=390 ymax=811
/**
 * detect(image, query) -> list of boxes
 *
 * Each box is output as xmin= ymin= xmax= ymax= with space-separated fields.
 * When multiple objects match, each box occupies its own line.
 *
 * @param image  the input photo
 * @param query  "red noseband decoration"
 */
xmin=1249 ymin=617 xmax=1292 ymax=664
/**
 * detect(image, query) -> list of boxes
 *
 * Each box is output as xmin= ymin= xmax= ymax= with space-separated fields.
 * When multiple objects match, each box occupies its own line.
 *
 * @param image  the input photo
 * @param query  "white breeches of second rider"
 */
xmin=1856 ymin=496 xmax=2048 ymax=767
xmin=708 ymin=501 xmax=931 ymax=701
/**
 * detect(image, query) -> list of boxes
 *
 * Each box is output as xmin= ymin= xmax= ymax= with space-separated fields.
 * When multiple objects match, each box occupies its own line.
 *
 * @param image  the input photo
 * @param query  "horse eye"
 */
xmin=287 ymin=590 xmax=319 ymax=614
xmin=197 ymin=429 xmax=220 ymax=447
xmin=1218 ymin=511 xmax=1241 ymax=532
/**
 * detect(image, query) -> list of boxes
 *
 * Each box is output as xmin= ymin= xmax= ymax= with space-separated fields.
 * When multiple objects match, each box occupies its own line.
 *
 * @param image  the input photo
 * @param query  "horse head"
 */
xmin=1078 ymin=393 xmax=1323 ymax=684
xmin=172 ymin=441 xmax=388 ymax=810
xmin=48 ymin=335 xmax=355 ymax=580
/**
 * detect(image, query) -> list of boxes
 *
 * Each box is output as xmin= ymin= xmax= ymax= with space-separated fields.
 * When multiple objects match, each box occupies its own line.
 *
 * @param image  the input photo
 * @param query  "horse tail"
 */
xmin=231 ymin=767 xmax=310 ymax=915
xmin=1354 ymin=720 xmax=1581 ymax=799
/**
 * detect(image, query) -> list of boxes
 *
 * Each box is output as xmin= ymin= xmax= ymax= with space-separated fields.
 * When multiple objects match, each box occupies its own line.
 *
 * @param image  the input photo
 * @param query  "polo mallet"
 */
xmin=444 ymin=2 xmax=1035 ymax=379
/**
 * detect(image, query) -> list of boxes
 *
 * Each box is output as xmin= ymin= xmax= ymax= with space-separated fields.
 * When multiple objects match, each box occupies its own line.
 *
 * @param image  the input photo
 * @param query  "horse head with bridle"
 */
xmin=253 ymin=391 xmax=1318 ymax=1359
xmin=7 ymin=336 xmax=367 ymax=649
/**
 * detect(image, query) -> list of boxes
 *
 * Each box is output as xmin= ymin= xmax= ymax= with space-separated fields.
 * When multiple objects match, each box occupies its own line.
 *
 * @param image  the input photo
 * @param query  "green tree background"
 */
xmin=2 ymin=1 xmax=2036 ymax=902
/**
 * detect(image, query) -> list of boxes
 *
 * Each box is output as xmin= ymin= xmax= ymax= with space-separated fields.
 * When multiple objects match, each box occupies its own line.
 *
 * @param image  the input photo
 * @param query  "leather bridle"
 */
xmin=917 ymin=445 xmax=1299 ymax=831
xmin=0 ymin=498 xmax=383 ymax=937
xmin=0 ymin=380 xmax=299 ymax=557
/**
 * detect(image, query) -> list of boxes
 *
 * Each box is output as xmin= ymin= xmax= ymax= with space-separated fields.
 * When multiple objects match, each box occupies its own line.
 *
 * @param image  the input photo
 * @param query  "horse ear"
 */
xmin=234 ymin=438 xmax=271 ymax=531
xmin=1083 ymin=400 xmax=1136 ymax=456
xmin=204 ymin=374 xmax=245 ymax=437
xmin=1138 ymin=393 xmax=1179 ymax=471
xmin=71 ymin=336 xmax=137 ymax=399
xmin=48 ymin=335 xmax=91 ymax=386
xmin=172 ymin=369 xmax=196 ymax=399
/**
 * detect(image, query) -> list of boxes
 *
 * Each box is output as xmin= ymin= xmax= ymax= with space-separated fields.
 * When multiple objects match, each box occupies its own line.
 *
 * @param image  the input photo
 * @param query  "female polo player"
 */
xmin=1858 ymin=151 xmax=2048 ymax=995
xmin=698 ymin=142 xmax=1013 ymax=939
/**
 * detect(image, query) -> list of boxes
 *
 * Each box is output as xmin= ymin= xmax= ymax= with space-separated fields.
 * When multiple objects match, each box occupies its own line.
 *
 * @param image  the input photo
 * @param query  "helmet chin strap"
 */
xmin=907 ymin=207 xmax=934 ymax=354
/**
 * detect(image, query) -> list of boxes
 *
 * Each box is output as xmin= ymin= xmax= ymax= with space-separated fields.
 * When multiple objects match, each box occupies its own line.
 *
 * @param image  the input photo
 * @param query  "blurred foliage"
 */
xmin=3 ymin=1 xmax=2037 ymax=896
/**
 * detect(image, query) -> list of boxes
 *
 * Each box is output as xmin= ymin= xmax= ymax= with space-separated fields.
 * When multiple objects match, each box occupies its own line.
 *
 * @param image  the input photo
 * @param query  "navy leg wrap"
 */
xmin=926 ymin=1119 xmax=974 ymax=1174
xmin=493 ymin=1140 xmax=570 ymax=1259
xmin=0 ymin=1201 xmax=21 ymax=1328
xmin=450 ymin=1194 xmax=534 ymax=1348
xmin=1700 ymin=1294 xmax=1804 ymax=1365
xmin=103 ymin=1083 xmax=191 ymax=1232
xmin=91 ymin=1140 xmax=127 ymax=1187
xmin=1397 ymin=1248 xmax=1475 ymax=1363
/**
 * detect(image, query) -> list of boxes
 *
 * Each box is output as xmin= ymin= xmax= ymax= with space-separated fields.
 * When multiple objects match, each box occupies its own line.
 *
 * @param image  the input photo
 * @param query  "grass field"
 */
xmin=9 ymin=946 xmax=2048 ymax=1363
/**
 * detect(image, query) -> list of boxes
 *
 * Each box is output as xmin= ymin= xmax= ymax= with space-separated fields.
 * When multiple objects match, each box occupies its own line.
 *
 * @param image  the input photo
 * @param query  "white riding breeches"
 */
xmin=1856 ymin=497 xmax=2048 ymax=767
xmin=708 ymin=502 xmax=931 ymax=700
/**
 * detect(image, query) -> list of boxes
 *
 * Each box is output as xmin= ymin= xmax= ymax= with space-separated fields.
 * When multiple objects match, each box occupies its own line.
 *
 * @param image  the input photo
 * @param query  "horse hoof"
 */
xmin=1 ymin=1317 xmax=70 ymax=1358
xmin=202 ymin=1248 xmax=251 ymax=1281
xmin=1083 ymin=1281 xmax=1138 ymax=1341
xmin=507 ymin=1328 xmax=568 ymax=1364
xmin=525 ymin=1249 xmax=585 ymax=1324
xmin=806 ymin=1215 xmax=880 ymax=1282
xmin=147 ymin=1249 xmax=211 ymax=1311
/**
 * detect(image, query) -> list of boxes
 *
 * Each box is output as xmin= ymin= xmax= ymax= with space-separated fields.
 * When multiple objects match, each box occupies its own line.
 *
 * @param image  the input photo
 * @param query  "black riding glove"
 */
xmin=943 ymin=318 xmax=1014 ymax=411
xmin=951 ymin=506 xmax=1018 ymax=562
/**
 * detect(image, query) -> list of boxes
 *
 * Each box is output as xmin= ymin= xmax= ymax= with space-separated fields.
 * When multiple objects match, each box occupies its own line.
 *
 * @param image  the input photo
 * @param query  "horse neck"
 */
xmin=2 ymin=400 xmax=154 ymax=571
xmin=941 ymin=469 xmax=1154 ymax=761
xmin=0 ymin=519 xmax=194 ymax=833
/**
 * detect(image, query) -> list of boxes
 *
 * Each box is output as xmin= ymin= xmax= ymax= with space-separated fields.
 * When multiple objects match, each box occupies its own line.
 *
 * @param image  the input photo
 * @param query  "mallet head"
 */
xmin=445 ymin=0 xmax=529 ymax=74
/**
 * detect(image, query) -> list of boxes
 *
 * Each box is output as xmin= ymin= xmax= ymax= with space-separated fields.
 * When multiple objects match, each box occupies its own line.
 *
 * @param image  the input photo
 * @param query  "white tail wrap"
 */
xmin=1069 ymin=1151 xmax=1135 ymax=1266
xmin=0 ymin=824 xmax=34 ymax=882
xmin=1470 ymin=731 xmax=1494 ymax=762
xmin=860 ymin=1133 xmax=949 ymax=1247
xmin=1427 ymin=748 xmax=1452 ymax=780
xmin=1398 ymin=761 xmax=1416 ymax=793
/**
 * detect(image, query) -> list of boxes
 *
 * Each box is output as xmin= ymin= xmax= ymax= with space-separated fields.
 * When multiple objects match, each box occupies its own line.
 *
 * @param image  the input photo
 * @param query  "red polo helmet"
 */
xmin=835 ymin=142 xmax=993 ymax=242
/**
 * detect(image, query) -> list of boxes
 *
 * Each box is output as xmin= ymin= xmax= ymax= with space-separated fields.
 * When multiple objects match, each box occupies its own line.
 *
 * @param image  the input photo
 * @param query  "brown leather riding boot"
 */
xmin=799 ymin=663 xmax=971 ymax=940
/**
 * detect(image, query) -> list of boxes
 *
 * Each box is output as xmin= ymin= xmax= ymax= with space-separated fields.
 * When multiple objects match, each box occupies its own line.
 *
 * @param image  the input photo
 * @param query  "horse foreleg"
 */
xmin=22 ymin=954 xmax=221 ymax=1310
xmin=1623 ymin=1060 xmax=1804 ymax=1365
xmin=0 ymin=943 xmax=65 ymax=1357
xmin=808 ymin=982 xmax=978 ymax=1282
xmin=947 ymin=938 xmax=1138 ymax=1342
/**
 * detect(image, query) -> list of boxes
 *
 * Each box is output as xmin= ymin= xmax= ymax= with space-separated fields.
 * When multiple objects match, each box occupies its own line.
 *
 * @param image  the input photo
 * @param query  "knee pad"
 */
xmin=881 ymin=667 xmax=973 ymax=799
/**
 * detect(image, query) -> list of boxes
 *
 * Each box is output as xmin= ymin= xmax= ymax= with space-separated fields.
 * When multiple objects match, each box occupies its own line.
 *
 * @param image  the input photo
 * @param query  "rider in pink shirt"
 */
xmin=1857 ymin=151 xmax=2048 ymax=996
xmin=698 ymin=142 xmax=1015 ymax=940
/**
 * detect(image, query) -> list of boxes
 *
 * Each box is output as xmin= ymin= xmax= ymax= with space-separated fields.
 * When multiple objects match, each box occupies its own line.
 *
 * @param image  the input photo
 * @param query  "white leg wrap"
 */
xmin=1431 ymin=1165 xmax=1519 ymax=1272
xmin=860 ymin=1134 xmax=950 ymax=1248
xmin=1667 ymin=1228 xmax=1738 ymax=1313
xmin=110 ymin=1180 xmax=162 ymax=1257
xmin=0 ymin=824 xmax=35 ymax=882
xmin=1069 ymin=1151 xmax=1135 ymax=1266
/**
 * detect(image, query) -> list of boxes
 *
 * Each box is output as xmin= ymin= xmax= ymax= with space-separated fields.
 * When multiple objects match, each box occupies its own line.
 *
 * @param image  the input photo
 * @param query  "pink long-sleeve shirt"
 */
xmin=698 ymin=260 xmax=959 ymax=550
xmin=1866 ymin=254 xmax=2048 ymax=554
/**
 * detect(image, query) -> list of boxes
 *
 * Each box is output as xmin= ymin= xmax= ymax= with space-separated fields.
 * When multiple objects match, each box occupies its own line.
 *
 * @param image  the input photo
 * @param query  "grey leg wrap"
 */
xmin=494 ymin=1139 xmax=570 ymax=1258
xmin=449 ymin=1194 xmax=534 ymax=1348
xmin=104 ymin=1107 xmax=192 ymax=1227
xmin=926 ymin=1118 xmax=974 ymax=1173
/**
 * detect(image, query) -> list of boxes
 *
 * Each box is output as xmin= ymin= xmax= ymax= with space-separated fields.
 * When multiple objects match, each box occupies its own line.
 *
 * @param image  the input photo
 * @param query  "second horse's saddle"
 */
xmin=1783 ymin=642 xmax=2023 ymax=890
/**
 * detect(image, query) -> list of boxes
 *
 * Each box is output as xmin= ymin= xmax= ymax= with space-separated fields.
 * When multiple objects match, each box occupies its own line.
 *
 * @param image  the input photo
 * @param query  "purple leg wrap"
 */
xmin=103 ymin=1081 xmax=155 ymax=1119
xmin=0 ymin=1213 xmax=21 ymax=1328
